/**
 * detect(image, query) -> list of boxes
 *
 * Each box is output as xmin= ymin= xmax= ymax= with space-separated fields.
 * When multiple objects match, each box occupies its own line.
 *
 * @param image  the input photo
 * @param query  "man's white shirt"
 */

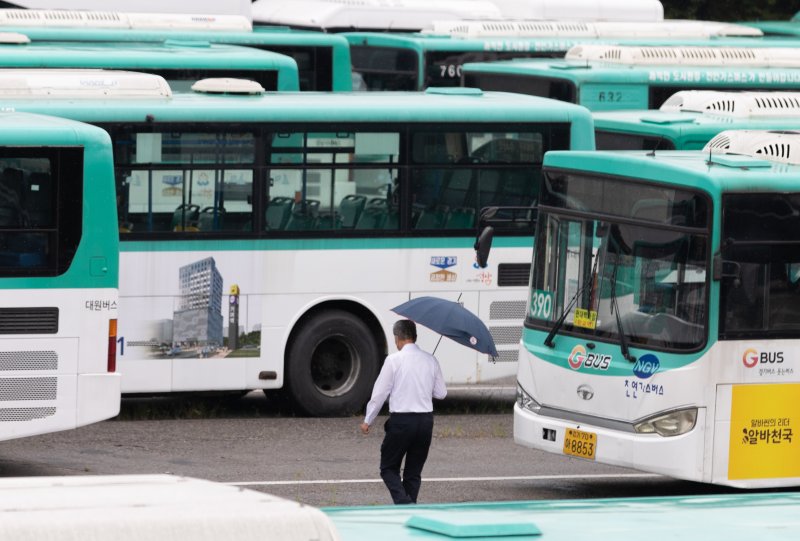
xmin=363 ymin=343 xmax=447 ymax=426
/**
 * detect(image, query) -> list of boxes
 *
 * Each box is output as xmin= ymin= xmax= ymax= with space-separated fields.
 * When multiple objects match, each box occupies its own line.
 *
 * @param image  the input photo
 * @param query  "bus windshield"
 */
xmin=528 ymin=171 xmax=710 ymax=351
xmin=720 ymin=193 xmax=800 ymax=339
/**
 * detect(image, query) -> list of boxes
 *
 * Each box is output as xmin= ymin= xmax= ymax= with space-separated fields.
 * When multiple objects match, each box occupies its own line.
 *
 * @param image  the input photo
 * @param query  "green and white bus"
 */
xmin=345 ymin=23 xmax=764 ymax=91
xmin=0 ymin=34 xmax=299 ymax=91
xmin=742 ymin=12 xmax=800 ymax=37
xmin=325 ymin=492 xmax=800 ymax=540
xmin=1 ymin=70 xmax=594 ymax=416
xmin=463 ymin=45 xmax=800 ymax=111
xmin=0 ymin=10 xmax=349 ymax=91
xmin=510 ymin=130 xmax=800 ymax=487
xmin=594 ymin=90 xmax=800 ymax=150
xmin=250 ymin=0 xmax=503 ymax=32
xmin=0 ymin=111 xmax=120 ymax=441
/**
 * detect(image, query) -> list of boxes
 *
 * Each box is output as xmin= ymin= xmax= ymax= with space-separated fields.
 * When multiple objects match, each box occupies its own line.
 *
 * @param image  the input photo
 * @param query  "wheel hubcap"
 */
xmin=310 ymin=335 xmax=360 ymax=397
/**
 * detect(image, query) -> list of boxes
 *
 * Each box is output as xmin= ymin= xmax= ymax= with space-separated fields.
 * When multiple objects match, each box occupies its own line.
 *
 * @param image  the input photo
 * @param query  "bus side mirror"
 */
xmin=713 ymin=254 xmax=741 ymax=286
xmin=474 ymin=226 xmax=494 ymax=269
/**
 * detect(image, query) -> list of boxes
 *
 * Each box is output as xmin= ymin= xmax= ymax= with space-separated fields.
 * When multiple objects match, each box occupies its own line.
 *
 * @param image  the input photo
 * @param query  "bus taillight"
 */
xmin=108 ymin=319 xmax=117 ymax=373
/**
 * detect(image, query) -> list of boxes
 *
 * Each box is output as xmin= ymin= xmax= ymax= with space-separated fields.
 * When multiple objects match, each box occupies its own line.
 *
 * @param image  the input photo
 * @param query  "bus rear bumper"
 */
xmin=513 ymin=403 xmax=706 ymax=482
xmin=77 ymin=373 xmax=121 ymax=427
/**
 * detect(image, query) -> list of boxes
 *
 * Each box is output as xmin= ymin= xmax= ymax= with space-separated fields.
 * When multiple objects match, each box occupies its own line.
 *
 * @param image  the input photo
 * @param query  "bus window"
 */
xmin=720 ymin=193 xmax=800 ymax=339
xmin=0 ymin=150 xmax=82 ymax=276
xmin=425 ymin=51 xmax=558 ymax=89
xmin=267 ymin=130 xmax=400 ymax=230
xmin=410 ymin=129 xmax=555 ymax=231
xmin=595 ymin=130 xmax=676 ymax=151
xmin=463 ymin=73 xmax=577 ymax=103
xmin=350 ymin=46 xmax=419 ymax=91
xmin=114 ymin=130 xmax=255 ymax=233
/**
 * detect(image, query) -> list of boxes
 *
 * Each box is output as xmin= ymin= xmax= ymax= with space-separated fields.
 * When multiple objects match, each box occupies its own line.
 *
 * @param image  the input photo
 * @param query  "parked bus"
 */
xmin=346 ymin=23 xmax=764 ymax=91
xmin=0 ymin=110 xmax=120 ymax=441
xmin=489 ymin=0 xmax=664 ymax=21
xmin=0 ymin=10 xmax=350 ymax=91
xmin=462 ymin=46 xmax=800 ymax=111
xmin=250 ymin=0 xmax=503 ymax=32
xmin=504 ymin=130 xmax=800 ymax=487
xmin=0 ymin=35 xmax=299 ymax=91
xmin=325 ymin=492 xmax=800 ymax=540
xmin=742 ymin=12 xmax=800 ymax=37
xmin=594 ymin=90 xmax=800 ymax=150
xmin=0 ymin=70 xmax=594 ymax=416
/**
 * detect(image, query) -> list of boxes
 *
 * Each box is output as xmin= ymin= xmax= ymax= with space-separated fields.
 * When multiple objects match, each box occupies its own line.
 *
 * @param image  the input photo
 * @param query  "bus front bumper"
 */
xmin=513 ymin=402 xmax=707 ymax=482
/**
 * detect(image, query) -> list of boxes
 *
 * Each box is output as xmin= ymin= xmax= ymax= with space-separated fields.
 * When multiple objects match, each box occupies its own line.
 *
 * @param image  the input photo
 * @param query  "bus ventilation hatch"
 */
xmin=497 ymin=263 xmax=531 ymax=287
xmin=0 ymin=307 xmax=58 ymax=334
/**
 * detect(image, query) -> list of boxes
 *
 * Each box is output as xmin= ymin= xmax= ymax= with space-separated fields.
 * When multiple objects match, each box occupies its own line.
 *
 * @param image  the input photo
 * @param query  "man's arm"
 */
xmin=362 ymin=358 xmax=394 ymax=427
xmin=432 ymin=359 xmax=447 ymax=400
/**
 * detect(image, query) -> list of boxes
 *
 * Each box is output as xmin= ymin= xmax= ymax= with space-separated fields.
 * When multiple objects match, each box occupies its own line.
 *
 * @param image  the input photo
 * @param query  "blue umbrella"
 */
xmin=391 ymin=296 xmax=498 ymax=357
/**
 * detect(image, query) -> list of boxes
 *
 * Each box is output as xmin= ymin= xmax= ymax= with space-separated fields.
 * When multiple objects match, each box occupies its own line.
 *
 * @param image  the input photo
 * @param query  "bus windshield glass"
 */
xmin=595 ymin=130 xmax=676 ymax=151
xmin=528 ymin=171 xmax=710 ymax=351
xmin=720 ymin=193 xmax=800 ymax=339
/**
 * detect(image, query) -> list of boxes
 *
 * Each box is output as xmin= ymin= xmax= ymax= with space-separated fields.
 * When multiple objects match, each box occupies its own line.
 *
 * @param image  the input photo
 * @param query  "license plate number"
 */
xmin=563 ymin=428 xmax=597 ymax=460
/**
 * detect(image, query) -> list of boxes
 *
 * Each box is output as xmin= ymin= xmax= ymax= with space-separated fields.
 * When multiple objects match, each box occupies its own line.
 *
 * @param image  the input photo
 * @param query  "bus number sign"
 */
xmin=530 ymin=289 xmax=553 ymax=320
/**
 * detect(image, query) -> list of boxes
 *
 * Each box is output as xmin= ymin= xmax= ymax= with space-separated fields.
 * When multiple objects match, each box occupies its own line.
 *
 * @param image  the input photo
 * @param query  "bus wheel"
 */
xmin=286 ymin=310 xmax=379 ymax=417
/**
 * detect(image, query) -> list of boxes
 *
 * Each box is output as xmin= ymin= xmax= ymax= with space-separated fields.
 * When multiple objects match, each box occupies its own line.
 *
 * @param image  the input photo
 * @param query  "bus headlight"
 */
xmin=516 ymin=383 xmax=542 ymax=413
xmin=634 ymin=408 xmax=697 ymax=437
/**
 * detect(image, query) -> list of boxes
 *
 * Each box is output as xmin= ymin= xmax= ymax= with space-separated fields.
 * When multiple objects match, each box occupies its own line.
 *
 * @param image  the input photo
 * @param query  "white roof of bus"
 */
xmin=566 ymin=44 xmax=800 ymax=67
xmin=490 ymin=0 xmax=664 ymax=22
xmin=705 ymin=130 xmax=800 ymax=165
xmin=661 ymin=90 xmax=800 ymax=117
xmin=0 ymin=10 xmax=252 ymax=31
xmin=425 ymin=19 xmax=762 ymax=39
xmin=0 ymin=475 xmax=339 ymax=541
xmin=251 ymin=0 xmax=503 ymax=31
xmin=0 ymin=69 xmax=172 ymax=98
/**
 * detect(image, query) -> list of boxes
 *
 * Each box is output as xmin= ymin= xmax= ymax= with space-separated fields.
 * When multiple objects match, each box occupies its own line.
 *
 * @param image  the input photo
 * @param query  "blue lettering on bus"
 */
xmin=633 ymin=353 xmax=660 ymax=379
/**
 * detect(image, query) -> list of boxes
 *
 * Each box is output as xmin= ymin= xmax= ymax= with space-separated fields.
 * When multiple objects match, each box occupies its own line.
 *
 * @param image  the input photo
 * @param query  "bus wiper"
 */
xmin=609 ymin=258 xmax=636 ymax=363
xmin=545 ymin=230 xmax=602 ymax=349
xmin=543 ymin=286 xmax=583 ymax=348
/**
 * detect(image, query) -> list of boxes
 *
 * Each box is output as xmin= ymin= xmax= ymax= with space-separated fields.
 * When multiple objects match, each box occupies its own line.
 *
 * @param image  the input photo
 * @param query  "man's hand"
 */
xmin=360 ymin=422 xmax=370 ymax=435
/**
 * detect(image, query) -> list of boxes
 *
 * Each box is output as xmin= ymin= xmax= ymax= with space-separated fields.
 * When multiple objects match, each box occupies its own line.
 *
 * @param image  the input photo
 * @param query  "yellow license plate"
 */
xmin=563 ymin=428 xmax=597 ymax=460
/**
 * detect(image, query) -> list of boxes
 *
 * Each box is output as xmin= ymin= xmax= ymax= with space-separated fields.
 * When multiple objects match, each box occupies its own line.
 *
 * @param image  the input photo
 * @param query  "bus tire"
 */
xmin=286 ymin=310 xmax=379 ymax=417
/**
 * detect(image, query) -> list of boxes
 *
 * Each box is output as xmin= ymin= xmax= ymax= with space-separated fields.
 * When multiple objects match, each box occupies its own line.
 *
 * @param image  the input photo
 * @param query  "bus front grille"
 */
xmin=0 ymin=308 xmax=59 ymax=334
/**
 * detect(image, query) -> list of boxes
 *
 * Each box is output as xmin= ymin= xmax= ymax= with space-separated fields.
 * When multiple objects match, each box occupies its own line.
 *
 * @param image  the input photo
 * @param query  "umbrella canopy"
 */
xmin=391 ymin=296 xmax=498 ymax=357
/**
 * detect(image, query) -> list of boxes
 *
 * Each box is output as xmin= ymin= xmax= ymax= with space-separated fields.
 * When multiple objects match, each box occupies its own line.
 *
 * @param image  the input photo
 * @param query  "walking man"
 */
xmin=360 ymin=319 xmax=447 ymax=504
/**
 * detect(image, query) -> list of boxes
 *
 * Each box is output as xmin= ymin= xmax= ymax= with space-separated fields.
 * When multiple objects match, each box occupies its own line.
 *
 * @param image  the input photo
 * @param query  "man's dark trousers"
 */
xmin=379 ymin=412 xmax=434 ymax=504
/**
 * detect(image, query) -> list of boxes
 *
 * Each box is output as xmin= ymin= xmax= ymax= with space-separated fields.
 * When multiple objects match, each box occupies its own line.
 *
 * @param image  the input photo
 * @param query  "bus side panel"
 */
xmin=579 ymin=84 xmax=648 ymax=111
xmin=712 ymin=341 xmax=800 ymax=488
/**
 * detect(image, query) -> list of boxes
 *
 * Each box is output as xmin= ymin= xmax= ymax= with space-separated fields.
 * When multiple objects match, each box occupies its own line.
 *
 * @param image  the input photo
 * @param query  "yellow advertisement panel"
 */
xmin=728 ymin=384 xmax=800 ymax=480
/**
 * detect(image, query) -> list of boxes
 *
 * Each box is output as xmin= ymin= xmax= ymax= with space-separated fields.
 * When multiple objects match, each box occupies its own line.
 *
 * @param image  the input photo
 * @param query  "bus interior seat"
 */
xmin=197 ymin=206 xmax=225 ymax=231
xmin=445 ymin=207 xmax=476 ymax=229
xmin=415 ymin=204 xmax=450 ymax=230
xmin=439 ymin=168 xmax=474 ymax=209
xmin=265 ymin=196 xmax=294 ymax=230
xmin=339 ymin=194 xmax=367 ymax=228
xmin=355 ymin=198 xmax=389 ymax=229
xmin=285 ymin=199 xmax=320 ymax=230
xmin=316 ymin=212 xmax=342 ymax=230
xmin=171 ymin=203 xmax=200 ymax=231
